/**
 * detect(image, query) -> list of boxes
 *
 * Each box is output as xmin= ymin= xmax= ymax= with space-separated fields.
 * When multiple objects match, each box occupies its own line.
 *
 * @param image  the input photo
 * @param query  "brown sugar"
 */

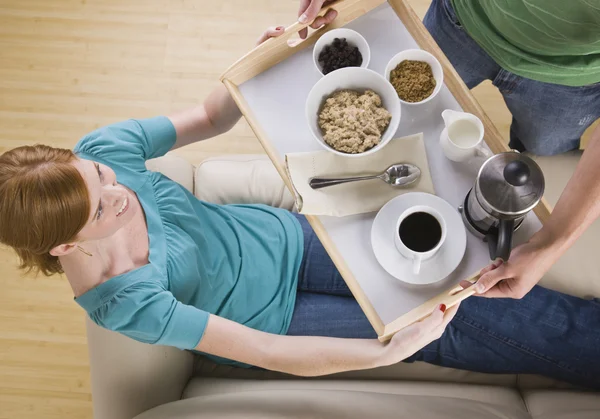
xmin=389 ymin=60 xmax=436 ymax=102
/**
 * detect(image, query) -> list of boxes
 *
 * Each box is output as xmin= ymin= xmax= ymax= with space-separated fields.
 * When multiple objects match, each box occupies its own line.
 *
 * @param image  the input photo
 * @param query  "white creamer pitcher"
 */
xmin=440 ymin=109 xmax=491 ymax=162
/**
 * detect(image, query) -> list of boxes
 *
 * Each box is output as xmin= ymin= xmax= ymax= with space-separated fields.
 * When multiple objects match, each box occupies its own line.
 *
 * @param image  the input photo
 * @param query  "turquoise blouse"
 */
xmin=74 ymin=117 xmax=303 ymax=365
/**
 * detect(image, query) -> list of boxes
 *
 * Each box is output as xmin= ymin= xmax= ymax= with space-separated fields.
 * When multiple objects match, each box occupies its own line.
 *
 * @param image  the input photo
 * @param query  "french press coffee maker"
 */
xmin=459 ymin=151 xmax=545 ymax=261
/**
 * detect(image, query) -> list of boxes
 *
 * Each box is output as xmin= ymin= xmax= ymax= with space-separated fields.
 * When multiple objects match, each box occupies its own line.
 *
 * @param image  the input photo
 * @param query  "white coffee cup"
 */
xmin=394 ymin=205 xmax=447 ymax=274
xmin=440 ymin=110 xmax=492 ymax=162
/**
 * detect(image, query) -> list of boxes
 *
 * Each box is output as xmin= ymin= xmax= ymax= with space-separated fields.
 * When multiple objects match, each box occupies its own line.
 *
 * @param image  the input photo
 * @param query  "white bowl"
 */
xmin=305 ymin=67 xmax=401 ymax=157
xmin=313 ymin=28 xmax=371 ymax=76
xmin=384 ymin=49 xmax=443 ymax=106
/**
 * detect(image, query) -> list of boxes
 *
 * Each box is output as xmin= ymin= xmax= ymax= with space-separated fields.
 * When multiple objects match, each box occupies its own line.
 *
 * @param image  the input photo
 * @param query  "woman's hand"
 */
xmin=298 ymin=0 xmax=338 ymax=39
xmin=382 ymin=303 xmax=459 ymax=365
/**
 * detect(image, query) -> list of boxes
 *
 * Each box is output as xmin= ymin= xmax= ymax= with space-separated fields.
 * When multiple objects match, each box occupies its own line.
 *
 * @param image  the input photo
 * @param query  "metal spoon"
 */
xmin=308 ymin=163 xmax=421 ymax=190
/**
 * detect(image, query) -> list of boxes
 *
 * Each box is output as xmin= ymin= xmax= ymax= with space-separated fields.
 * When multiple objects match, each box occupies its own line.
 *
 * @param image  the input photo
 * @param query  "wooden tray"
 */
xmin=220 ymin=0 xmax=552 ymax=341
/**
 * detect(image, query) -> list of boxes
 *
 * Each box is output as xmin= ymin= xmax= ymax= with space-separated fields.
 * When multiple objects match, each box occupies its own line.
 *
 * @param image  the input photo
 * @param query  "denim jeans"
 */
xmin=423 ymin=0 xmax=600 ymax=155
xmin=287 ymin=214 xmax=600 ymax=389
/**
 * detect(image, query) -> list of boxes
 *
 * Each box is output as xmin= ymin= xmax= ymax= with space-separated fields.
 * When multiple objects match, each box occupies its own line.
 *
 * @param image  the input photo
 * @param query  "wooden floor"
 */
xmin=0 ymin=1 xmax=597 ymax=418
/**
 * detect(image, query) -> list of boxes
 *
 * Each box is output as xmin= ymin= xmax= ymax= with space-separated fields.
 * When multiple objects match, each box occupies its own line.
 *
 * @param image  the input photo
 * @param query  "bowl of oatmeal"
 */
xmin=306 ymin=67 xmax=401 ymax=157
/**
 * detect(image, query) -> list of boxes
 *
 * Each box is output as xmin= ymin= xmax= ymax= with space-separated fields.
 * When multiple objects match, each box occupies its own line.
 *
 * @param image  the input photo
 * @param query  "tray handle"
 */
xmin=378 ymin=271 xmax=480 ymax=342
xmin=220 ymin=0 xmax=387 ymax=84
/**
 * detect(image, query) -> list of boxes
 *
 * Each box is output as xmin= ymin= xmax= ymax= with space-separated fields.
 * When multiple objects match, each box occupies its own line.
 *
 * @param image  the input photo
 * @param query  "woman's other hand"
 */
xmin=383 ymin=303 xmax=459 ymax=365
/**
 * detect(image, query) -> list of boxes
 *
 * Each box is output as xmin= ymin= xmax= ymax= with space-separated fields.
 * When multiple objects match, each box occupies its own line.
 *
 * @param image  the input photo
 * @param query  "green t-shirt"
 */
xmin=452 ymin=0 xmax=600 ymax=86
xmin=73 ymin=117 xmax=303 ymax=366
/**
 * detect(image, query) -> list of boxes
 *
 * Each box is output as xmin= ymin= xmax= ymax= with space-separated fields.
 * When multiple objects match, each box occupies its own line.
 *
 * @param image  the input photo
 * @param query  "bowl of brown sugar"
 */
xmin=384 ymin=49 xmax=443 ymax=106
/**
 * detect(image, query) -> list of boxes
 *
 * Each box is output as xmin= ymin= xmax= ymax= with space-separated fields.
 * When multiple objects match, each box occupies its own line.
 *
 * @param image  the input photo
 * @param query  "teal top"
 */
xmin=74 ymin=117 xmax=303 ymax=365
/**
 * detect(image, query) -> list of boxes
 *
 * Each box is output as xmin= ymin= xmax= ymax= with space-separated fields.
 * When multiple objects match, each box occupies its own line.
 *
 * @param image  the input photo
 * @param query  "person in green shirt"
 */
xmin=426 ymin=0 xmax=600 ymax=155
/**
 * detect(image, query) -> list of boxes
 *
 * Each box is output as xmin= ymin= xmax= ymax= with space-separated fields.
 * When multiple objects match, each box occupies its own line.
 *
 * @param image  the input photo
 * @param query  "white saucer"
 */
xmin=371 ymin=192 xmax=467 ymax=285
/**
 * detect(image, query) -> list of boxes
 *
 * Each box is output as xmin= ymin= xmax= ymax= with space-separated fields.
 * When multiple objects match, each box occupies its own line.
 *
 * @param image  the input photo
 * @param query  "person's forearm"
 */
xmin=169 ymin=85 xmax=241 ymax=149
xmin=203 ymin=84 xmax=242 ymax=134
xmin=263 ymin=334 xmax=387 ymax=376
xmin=196 ymin=315 xmax=388 ymax=377
xmin=535 ymin=124 xmax=600 ymax=255
xmin=196 ymin=308 xmax=453 ymax=376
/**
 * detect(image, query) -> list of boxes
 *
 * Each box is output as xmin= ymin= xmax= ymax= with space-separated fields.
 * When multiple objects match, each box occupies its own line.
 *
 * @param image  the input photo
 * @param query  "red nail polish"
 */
xmin=276 ymin=26 xmax=284 ymax=31
xmin=440 ymin=304 xmax=447 ymax=313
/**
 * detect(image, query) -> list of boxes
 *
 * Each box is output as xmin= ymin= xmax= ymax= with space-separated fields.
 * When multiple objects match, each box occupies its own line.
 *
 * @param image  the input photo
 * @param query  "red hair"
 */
xmin=0 ymin=145 xmax=90 ymax=275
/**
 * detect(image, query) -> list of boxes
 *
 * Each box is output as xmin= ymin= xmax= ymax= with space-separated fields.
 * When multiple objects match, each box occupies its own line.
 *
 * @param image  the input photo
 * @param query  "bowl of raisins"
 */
xmin=313 ymin=28 xmax=370 ymax=76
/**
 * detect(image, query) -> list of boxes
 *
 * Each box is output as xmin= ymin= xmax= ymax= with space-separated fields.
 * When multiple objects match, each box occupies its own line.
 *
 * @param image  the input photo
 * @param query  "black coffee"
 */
xmin=399 ymin=212 xmax=442 ymax=252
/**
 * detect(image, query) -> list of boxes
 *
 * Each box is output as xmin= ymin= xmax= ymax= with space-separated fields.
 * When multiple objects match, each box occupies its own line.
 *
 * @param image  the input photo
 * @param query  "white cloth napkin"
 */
xmin=285 ymin=133 xmax=435 ymax=216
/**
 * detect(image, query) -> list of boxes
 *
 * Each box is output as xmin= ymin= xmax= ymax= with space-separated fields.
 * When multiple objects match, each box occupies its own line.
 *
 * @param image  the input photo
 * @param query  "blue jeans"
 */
xmin=423 ymin=0 xmax=600 ymax=155
xmin=288 ymin=214 xmax=600 ymax=389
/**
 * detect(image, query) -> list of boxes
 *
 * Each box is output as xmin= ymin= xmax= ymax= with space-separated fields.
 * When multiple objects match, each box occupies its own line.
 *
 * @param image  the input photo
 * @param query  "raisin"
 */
xmin=318 ymin=38 xmax=363 ymax=75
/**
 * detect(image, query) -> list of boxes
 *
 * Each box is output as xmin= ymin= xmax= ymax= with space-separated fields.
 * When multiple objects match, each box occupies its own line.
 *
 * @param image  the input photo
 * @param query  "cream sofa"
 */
xmin=86 ymin=153 xmax=600 ymax=419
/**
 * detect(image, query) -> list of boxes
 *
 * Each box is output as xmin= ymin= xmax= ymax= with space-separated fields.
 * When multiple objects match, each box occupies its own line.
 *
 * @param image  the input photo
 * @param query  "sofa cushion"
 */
xmin=137 ymin=387 xmax=530 ymax=419
xmin=182 ymin=378 xmax=527 ymax=408
xmin=193 ymin=155 xmax=295 ymax=210
xmin=193 ymin=356 xmax=519 ymax=387
xmin=193 ymin=356 xmax=579 ymax=391
xmin=146 ymin=154 xmax=194 ymax=193
xmin=522 ymin=390 xmax=600 ymax=419
xmin=516 ymin=374 xmax=576 ymax=390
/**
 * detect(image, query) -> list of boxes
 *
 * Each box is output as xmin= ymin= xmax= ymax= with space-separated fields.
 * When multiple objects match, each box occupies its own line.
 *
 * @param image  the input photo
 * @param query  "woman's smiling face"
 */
xmin=73 ymin=158 xmax=138 ymax=241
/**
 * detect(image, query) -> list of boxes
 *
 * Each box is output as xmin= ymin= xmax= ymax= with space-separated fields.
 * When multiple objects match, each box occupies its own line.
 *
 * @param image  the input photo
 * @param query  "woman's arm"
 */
xmin=196 ymin=304 xmax=457 ymax=376
xmin=167 ymin=27 xmax=285 ymax=150
xmin=476 ymin=123 xmax=600 ymax=298
xmin=168 ymin=84 xmax=241 ymax=150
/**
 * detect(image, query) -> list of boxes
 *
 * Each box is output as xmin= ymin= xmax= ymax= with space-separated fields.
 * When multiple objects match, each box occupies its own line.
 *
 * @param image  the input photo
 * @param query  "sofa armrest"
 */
xmin=194 ymin=155 xmax=295 ymax=210
xmin=86 ymin=318 xmax=194 ymax=419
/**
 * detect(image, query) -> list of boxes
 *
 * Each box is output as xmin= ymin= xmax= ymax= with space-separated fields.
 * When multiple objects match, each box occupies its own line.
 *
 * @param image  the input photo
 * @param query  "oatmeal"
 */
xmin=318 ymin=90 xmax=392 ymax=154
